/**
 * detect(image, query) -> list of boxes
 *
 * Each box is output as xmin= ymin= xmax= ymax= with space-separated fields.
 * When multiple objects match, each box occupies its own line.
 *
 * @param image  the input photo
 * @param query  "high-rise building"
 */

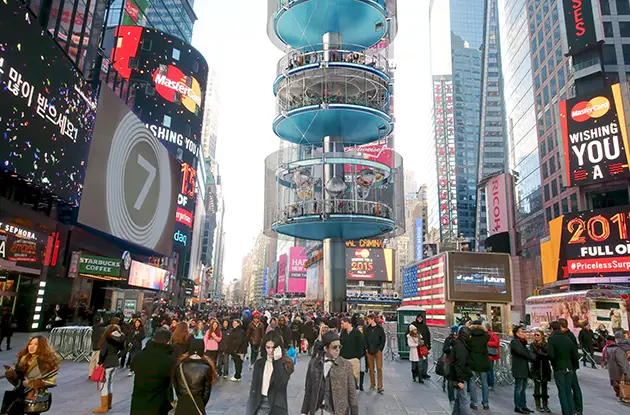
xmin=429 ymin=0 xmax=508 ymax=249
xmin=201 ymin=67 xmax=220 ymax=162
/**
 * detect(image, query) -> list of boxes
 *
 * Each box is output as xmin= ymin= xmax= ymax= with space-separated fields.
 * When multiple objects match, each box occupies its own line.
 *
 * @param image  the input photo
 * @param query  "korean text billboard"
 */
xmin=0 ymin=0 xmax=97 ymax=205
xmin=78 ymin=86 xmax=180 ymax=256
xmin=345 ymin=248 xmax=394 ymax=282
xmin=287 ymin=247 xmax=307 ymax=294
xmin=484 ymin=173 xmax=509 ymax=235
xmin=560 ymin=83 xmax=630 ymax=186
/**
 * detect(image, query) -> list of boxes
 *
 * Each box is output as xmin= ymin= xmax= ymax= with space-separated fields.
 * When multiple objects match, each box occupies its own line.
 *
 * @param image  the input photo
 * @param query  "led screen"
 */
xmin=345 ymin=247 xmax=394 ymax=282
xmin=128 ymin=260 xmax=166 ymax=291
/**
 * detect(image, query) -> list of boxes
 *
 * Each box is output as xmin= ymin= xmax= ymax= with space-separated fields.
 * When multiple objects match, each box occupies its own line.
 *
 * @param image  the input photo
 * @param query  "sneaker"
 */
xmin=483 ymin=405 xmax=489 ymax=410
xmin=229 ymin=376 xmax=241 ymax=382
xmin=223 ymin=375 xmax=228 ymax=379
xmin=127 ymin=371 xmax=133 ymax=377
xmin=470 ymin=404 xmax=478 ymax=410
xmin=489 ymin=387 xmax=495 ymax=392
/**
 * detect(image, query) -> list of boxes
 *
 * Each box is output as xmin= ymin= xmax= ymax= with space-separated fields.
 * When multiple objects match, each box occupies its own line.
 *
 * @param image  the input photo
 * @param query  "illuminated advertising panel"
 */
xmin=78 ymin=86 xmax=180 ymax=256
xmin=268 ymin=261 xmax=278 ymax=296
xmin=433 ymin=76 xmax=457 ymax=238
xmin=128 ymin=260 xmax=167 ymax=290
xmin=345 ymin=248 xmax=394 ymax=282
xmin=262 ymin=268 xmax=268 ymax=297
xmin=0 ymin=221 xmax=48 ymax=270
xmin=287 ymin=247 xmax=307 ymax=294
xmin=559 ymin=205 xmax=630 ymax=280
xmin=484 ymin=173 xmax=509 ymax=235
xmin=110 ymin=26 xmax=208 ymax=252
xmin=277 ymin=254 xmax=287 ymax=295
xmin=401 ymin=255 xmax=446 ymax=326
xmin=415 ymin=218 xmax=424 ymax=261
xmin=559 ymin=83 xmax=630 ymax=186
xmin=559 ymin=0 xmax=603 ymax=55
xmin=447 ymin=252 xmax=512 ymax=302
xmin=0 ymin=0 xmax=97 ymax=205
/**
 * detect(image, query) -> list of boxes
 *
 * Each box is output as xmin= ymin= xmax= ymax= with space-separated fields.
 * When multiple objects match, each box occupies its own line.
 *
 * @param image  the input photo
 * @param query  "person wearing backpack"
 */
xmin=447 ymin=326 xmax=473 ymax=415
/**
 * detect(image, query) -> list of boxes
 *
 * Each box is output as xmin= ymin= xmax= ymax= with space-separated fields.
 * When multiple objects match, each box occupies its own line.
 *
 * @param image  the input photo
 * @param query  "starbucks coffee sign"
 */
xmin=79 ymin=255 xmax=121 ymax=277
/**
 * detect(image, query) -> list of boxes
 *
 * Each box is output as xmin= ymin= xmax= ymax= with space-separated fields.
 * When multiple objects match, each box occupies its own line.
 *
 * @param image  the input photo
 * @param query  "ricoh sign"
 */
xmin=560 ymin=83 xmax=630 ymax=186
xmin=484 ymin=174 xmax=509 ymax=236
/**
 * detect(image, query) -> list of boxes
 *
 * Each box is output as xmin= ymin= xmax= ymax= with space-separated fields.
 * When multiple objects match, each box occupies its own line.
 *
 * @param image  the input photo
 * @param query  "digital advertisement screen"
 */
xmin=345 ymin=248 xmax=394 ymax=282
xmin=0 ymin=220 xmax=49 ymax=270
xmin=128 ymin=260 xmax=166 ymax=291
xmin=560 ymin=0 xmax=601 ymax=55
xmin=287 ymin=246 xmax=307 ymax=294
xmin=448 ymin=252 xmax=511 ymax=302
xmin=78 ymin=86 xmax=180 ymax=256
xmin=0 ymin=0 xmax=97 ymax=205
xmin=559 ymin=83 xmax=630 ymax=186
xmin=559 ymin=205 xmax=630 ymax=279
xmin=109 ymin=26 xmax=209 ymax=252
xmin=277 ymin=254 xmax=287 ymax=295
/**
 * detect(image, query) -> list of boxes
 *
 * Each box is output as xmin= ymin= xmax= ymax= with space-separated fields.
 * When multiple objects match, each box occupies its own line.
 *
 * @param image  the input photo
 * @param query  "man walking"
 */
xmin=340 ymin=317 xmax=363 ymax=388
xmin=130 ymin=328 xmax=175 ymax=415
xmin=363 ymin=313 xmax=386 ymax=394
xmin=246 ymin=311 xmax=264 ymax=369
xmin=558 ymin=318 xmax=583 ymax=414
xmin=447 ymin=326 xmax=473 ymax=415
xmin=468 ymin=320 xmax=491 ymax=410
xmin=548 ymin=320 xmax=582 ymax=415
xmin=301 ymin=331 xmax=358 ymax=415
xmin=578 ymin=323 xmax=596 ymax=369
xmin=411 ymin=314 xmax=432 ymax=380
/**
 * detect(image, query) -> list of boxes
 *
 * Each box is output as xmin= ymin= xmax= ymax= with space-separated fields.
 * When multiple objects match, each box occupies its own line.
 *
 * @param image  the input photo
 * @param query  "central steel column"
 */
xmin=323 ymin=238 xmax=347 ymax=313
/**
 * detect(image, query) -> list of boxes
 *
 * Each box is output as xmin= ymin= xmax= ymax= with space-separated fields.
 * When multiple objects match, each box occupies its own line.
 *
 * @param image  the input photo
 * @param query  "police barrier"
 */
xmin=49 ymin=326 xmax=93 ymax=362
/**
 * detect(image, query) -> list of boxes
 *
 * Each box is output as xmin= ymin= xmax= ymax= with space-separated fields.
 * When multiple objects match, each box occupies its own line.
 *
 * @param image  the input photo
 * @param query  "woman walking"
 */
xmin=311 ymin=324 xmax=329 ymax=357
xmin=228 ymin=319 xmax=247 ymax=382
xmin=217 ymin=319 xmax=230 ymax=379
xmin=247 ymin=332 xmax=294 ymax=415
xmin=173 ymin=338 xmax=217 ymax=415
xmin=204 ymin=319 xmax=222 ymax=363
xmin=93 ymin=319 xmax=125 ymax=413
xmin=192 ymin=321 xmax=205 ymax=340
xmin=530 ymin=328 xmax=552 ymax=412
xmin=126 ymin=319 xmax=145 ymax=377
xmin=3 ymin=335 xmax=60 ymax=415
xmin=172 ymin=322 xmax=191 ymax=362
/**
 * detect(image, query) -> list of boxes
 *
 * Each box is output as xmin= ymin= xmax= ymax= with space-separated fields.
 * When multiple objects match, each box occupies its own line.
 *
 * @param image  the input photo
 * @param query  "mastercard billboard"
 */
xmin=559 ymin=83 xmax=630 ymax=186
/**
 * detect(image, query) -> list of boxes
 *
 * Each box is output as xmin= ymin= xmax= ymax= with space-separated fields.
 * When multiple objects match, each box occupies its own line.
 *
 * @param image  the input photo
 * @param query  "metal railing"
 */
xmin=49 ymin=326 xmax=93 ymax=362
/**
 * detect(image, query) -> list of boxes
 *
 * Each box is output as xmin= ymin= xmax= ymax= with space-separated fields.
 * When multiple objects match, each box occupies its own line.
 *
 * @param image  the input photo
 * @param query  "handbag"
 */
xmin=24 ymin=390 xmax=51 ymax=413
xmin=488 ymin=347 xmax=499 ymax=357
xmin=90 ymin=365 xmax=105 ymax=391
xmin=1 ymin=390 xmax=23 ymax=414
xmin=417 ymin=345 xmax=430 ymax=357
xmin=179 ymin=364 xmax=204 ymax=415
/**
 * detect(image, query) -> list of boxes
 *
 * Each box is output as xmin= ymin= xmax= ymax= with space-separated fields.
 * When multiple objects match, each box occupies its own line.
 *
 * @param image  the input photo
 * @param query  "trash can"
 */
xmin=396 ymin=306 xmax=425 ymax=360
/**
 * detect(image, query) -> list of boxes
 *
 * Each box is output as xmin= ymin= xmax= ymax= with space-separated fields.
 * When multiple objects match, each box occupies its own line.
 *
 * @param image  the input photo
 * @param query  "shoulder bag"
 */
xmin=179 ymin=364 xmax=204 ymax=415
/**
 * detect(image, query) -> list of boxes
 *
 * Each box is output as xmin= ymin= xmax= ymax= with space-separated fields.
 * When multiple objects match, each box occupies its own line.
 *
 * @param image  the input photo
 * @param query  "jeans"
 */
xmin=250 ymin=343 xmax=260 ymax=363
xmin=101 ymin=367 xmax=116 ymax=396
xmin=452 ymin=382 xmax=472 ymax=415
xmin=554 ymin=370 xmax=575 ymax=415
xmin=534 ymin=380 xmax=549 ymax=400
xmin=513 ymin=378 xmax=528 ymax=409
xmin=217 ymin=351 xmax=229 ymax=376
xmin=446 ymin=380 xmax=456 ymax=403
xmin=488 ymin=360 xmax=495 ymax=387
xmin=231 ymin=353 xmax=243 ymax=379
xmin=570 ymin=370 xmax=583 ymax=413
xmin=469 ymin=371 xmax=489 ymax=406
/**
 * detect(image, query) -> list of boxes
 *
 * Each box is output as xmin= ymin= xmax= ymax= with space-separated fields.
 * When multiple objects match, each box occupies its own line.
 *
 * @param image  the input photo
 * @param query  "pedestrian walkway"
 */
xmin=0 ymin=349 xmax=625 ymax=414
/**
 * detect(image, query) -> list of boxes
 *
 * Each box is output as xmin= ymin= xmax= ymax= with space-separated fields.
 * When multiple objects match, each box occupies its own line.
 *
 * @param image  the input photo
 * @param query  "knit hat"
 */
xmin=322 ymin=331 xmax=340 ymax=347
xmin=253 ymin=311 xmax=261 ymax=318
xmin=450 ymin=325 xmax=459 ymax=334
xmin=614 ymin=330 xmax=627 ymax=342
xmin=409 ymin=324 xmax=417 ymax=331
xmin=471 ymin=320 xmax=483 ymax=326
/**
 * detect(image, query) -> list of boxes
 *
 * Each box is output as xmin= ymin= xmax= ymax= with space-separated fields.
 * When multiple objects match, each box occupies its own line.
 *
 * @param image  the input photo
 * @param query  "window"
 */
xmin=542 ymin=162 xmax=549 ymax=178
xmin=553 ymin=203 xmax=560 ymax=218
xmin=544 ymin=184 xmax=550 ymax=200
xmin=604 ymin=22 xmax=614 ymax=38
xmin=603 ymin=45 xmax=617 ymax=65
xmin=551 ymin=179 xmax=558 ymax=197
xmin=623 ymin=45 xmax=630 ymax=64
xmin=617 ymin=0 xmax=630 ymax=15
xmin=540 ymin=139 xmax=547 ymax=157
xmin=601 ymin=0 xmax=611 ymax=15
xmin=570 ymin=193 xmax=579 ymax=211
xmin=562 ymin=198 xmax=569 ymax=214
xmin=621 ymin=22 xmax=630 ymax=37
xmin=546 ymin=207 xmax=552 ymax=222
xmin=549 ymin=155 xmax=556 ymax=173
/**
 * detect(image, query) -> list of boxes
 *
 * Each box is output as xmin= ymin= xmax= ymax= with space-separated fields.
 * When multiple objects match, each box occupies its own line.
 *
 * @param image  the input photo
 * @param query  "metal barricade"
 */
xmin=49 ymin=326 xmax=93 ymax=362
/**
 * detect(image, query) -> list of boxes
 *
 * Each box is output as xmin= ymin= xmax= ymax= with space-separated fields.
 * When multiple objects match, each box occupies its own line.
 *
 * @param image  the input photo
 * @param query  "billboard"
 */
xmin=110 ymin=26 xmax=208 ymax=252
xmin=401 ymin=255 xmax=447 ymax=326
xmin=559 ymin=83 xmax=630 ymax=186
xmin=485 ymin=173 xmax=509 ymax=235
xmin=268 ymin=261 xmax=278 ymax=296
xmin=0 ymin=0 xmax=97 ymax=205
xmin=277 ymin=254 xmax=287 ymax=295
xmin=78 ymin=86 xmax=180 ymax=256
xmin=447 ymin=252 xmax=512 ymax=302
xmin=559 ymin=0 xmax=603 ymax=55
xmin=287 ymin=246 xmax=307 ymax=294
xmin=345 ymin=248 xmax=394 ymax=282
xmin=415 ymin=219 xmax=424 ymax=261
xmin=78 ymin=255 xmax=122 ymax=279
xmin=560 ymin=205 xmax=630 ymax=279
xmin=128 ymin=260 xmax=167 ymax=291
xmin=262 ymin=268 xmax=268 ymax=297
xmin=0 ymin=221 xmax=47 ymax=271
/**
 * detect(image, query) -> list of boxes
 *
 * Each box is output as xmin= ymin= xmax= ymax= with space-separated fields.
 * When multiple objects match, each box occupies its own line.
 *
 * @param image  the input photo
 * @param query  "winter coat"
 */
xmin=275 ymin=324 xmax=293 ymax=350
xmin=605 ymin=343 xmax=630 ymax=382
xmin=218 ymin=327 xmax=230 ymax=352
xmin=98 ymin=329 xmax=126 ymax=369
xmin=301 ymin=356 xmax=358 ymax=415
xmin=448 ymin=337 xmax=472 ymax=382
xmin=171 ymin=341 xmax=190 ymax=362
xmin=128 ymin=328 xmax=145 ymax=351
xmin=173 ymin=356 xmax=212 ymax=415
xmin=443 ymin=336 xmax=456 ymax=355
xmin=130 ymin=341 xmax=174 ymax=415
xmin=228 ymin=326 xmax=248 ymax=354
xmin=246 ymin=320 xmax=265 ymax=346
xmin=547 ymin=329 xmax=579 ymax=372
xmin=340 ymin=328 xmax=364 ymax=360
xmin=411 ymin=318 xmax=432 ymax=350
xmin=91 ymin=323 xmax=108 ymax=351
xmin=529 ymin=340 xmax=552 ymax=382
xmin=468 ymin=324 xmax=491 ymax=373
xmin=204 ymin=330 xmax=221 ymax=352
xmin=363 ymin=323 xmax=386 ymax=355
xmin=302 ymin=321 xmax=317 ymax=343
xmin=247 ymin=356 xmax=294 ymax=415
xmin=510 ymin=337 xmax=535 ymax=379
xmin=487 ymin=330 xmax=501 ymax=361
xmin=578 ymin=328 xmax=595 ymax=353
xmin=407 ymin=334 xmax=420 ymax=362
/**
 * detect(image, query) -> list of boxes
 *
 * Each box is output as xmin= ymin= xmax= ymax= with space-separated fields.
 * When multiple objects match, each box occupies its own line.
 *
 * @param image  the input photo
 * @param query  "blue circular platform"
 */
xmin=273 ymin=214 xmax=395 ymax=240
xmin=273 ymin=105 xmax=393 ymax=145
xmin=273 ymin=0 xmax=389 ymax=50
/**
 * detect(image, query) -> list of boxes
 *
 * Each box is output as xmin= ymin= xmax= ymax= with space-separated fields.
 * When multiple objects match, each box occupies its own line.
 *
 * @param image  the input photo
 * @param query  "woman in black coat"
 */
xmin=529 ymin=329 xmax=552 ymax=412
xmin=301 ymin=319 xmax=317 ymax=356
xmin=127 ymin=320 xmax=145 ymax=376
xmin=173 ymin=339 xmax=217 ymax=415
xmin=228 ymin=320 xmax=247 ymax=381
xmin=247 ymin=332 xmax=294 ymax=415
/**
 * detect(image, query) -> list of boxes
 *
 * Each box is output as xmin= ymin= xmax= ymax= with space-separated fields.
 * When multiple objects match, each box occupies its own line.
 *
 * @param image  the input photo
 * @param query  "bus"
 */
xmin=525 ymin=290 xmax=629 ymax=337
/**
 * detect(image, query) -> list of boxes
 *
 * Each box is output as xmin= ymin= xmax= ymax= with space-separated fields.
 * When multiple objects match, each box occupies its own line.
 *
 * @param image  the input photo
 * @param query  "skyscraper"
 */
xmin=429 ymin=0 xmax=508 ymax=249
xmin=201 ymin=67 xmax=220 ymax=162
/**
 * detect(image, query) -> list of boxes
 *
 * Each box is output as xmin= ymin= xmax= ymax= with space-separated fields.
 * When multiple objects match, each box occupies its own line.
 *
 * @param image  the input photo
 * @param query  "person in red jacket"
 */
xmin=485 ymin=322 xmax=501 ymax=391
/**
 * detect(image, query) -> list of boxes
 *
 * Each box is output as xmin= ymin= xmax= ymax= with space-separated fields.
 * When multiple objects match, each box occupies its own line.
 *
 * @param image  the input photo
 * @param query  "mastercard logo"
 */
xmin=152 ymin=65 xmax=202 ymax=114
xmin=570 ymin=96 xmax=610 ymax=122
xmin=354 ymin=249 xmax=370 ymax=259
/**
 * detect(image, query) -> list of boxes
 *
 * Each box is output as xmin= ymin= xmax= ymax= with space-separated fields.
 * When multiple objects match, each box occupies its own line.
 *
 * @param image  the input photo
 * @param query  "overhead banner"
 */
xmin=415 ymin=219 xmax=424 ymax=261
xmin=559 ymin=0 xmax=603 ymax=55
xmin=559 ymin=83 xmax=630 ymax=186
xmin=485 ymin=173 xmax=509 ymax=235
xmin=277 ymin=254 xmax=287 ymax=295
